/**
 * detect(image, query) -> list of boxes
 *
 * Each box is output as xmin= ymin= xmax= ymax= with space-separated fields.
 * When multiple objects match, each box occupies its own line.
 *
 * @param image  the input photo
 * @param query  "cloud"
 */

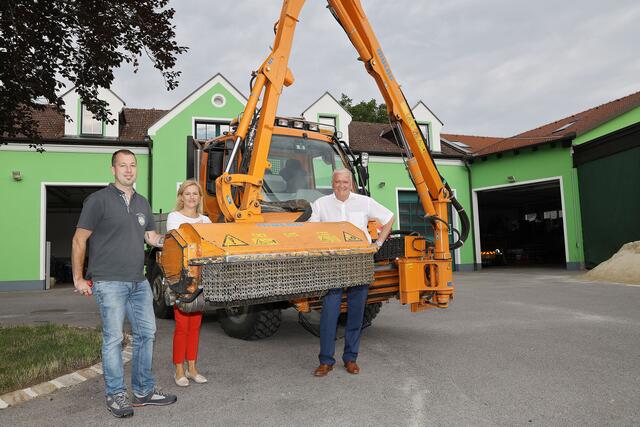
xmin=111 ymin=0 xmax=640 ymax=136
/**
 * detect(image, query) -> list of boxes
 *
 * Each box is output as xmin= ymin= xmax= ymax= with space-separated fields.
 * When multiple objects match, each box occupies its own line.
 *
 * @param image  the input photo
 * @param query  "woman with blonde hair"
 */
xmin=166 ymin=180 xmax=211 ymax=386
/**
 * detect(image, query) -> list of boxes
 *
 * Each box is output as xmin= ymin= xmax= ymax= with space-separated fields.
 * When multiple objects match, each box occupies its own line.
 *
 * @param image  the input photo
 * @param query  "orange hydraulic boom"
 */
xmin=213 ymin=0 xmax=469 ymax=310
xmin=154 ymin=0 xmax=471 ymax=338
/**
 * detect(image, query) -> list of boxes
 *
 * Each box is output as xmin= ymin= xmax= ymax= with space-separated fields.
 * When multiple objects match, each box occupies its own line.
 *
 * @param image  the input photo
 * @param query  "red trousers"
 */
xmin=172 ymin=306 xmax=203 ymax=364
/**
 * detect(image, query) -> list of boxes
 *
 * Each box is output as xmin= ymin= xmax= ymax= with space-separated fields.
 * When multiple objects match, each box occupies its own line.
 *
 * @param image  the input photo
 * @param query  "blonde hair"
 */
xmin=175 ymin=179 xmax=204 ymax=214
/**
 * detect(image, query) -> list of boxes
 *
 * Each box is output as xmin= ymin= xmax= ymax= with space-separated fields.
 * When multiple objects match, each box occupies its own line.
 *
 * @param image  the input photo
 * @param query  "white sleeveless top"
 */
xmin=166 ymin=211 xmax=212 ymax=232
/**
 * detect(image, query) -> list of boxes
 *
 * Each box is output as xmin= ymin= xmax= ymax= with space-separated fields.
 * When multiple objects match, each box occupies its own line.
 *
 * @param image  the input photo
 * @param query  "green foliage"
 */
xmin=338 ymin=93 xmax=388 ymax=123
xmin=0 ymin=324 xmax=102 ymax=394
xmin=0 ymin=0 xmax=188 ymax=140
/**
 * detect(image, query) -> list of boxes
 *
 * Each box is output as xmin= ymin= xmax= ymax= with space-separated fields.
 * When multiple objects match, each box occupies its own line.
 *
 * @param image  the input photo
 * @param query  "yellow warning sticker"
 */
xmin=317 ymin=232 xmax=340 ymax=243
xmin=343 ymin=231 xmax=363 ymax=242
xmin=253 ymin=237 xmax=278 ymax=246
xmin=222 ymin=234 xmax=248 ymax=247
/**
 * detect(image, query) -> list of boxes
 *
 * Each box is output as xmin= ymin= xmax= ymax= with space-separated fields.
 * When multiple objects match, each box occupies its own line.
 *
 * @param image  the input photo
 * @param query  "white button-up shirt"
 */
xmin=309 ymin=192 xmax=394 ymax=242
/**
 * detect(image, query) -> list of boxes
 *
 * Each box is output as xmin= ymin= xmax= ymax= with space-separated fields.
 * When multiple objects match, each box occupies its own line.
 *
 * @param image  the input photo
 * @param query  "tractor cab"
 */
xmin=196 ymin=117 xmax=368 ymax=222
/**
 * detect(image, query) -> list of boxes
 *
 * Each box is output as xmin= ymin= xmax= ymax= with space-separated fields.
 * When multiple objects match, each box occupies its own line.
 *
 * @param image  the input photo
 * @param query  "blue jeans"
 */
xmin=93 ymin=280 xmax=157 ymax=396
xmin=319 ymin=284 xmax=369 ymax=366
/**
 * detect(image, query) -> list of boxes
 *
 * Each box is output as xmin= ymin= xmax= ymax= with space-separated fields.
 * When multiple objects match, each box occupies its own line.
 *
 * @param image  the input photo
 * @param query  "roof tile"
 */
xmin=475 ymin=90 xmax=640 ymax=156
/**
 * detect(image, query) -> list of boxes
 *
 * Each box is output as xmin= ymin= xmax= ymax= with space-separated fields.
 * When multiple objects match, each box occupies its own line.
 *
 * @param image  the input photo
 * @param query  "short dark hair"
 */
xmin=111 ymin=149 xmax=136 ymax=166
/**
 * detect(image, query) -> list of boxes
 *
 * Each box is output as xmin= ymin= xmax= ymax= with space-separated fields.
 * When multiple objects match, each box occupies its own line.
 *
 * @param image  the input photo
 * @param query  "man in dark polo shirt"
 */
xmin=72 ymin=149 xmax=176 ymax=418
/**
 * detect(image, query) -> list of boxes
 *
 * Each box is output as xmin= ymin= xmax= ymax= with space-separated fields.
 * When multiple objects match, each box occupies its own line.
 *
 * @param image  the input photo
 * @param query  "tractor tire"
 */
xmin=219 ymin=305 xmax=282 ymax=340
xmin=150 ymin=265 xmax=173 ymax=319
xmin=363 ymin=302 xmax=382 ymax=325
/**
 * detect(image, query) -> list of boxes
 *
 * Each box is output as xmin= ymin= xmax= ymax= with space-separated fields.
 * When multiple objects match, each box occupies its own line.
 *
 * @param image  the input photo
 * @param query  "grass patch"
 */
xmin=0 ymin=324 xmax=102 ymax=395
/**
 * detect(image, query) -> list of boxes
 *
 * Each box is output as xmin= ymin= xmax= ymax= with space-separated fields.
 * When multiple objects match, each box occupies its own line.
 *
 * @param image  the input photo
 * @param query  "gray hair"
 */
xmin=332 ymin=168 xmax=353 ymax=180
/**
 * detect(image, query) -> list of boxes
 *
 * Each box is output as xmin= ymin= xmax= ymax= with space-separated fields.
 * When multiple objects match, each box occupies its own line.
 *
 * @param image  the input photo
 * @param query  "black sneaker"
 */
xmin=132 ymin=388 xmax=177 ymax=407
xmin=106 ymin=392 xmax=134 ymax=418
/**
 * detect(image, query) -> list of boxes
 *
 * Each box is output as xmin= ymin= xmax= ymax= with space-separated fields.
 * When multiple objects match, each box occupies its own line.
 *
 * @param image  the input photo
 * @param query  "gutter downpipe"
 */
xmin=463 ymin=155 xmax=477 ymax=271
xmin=145 ymin=135 xmax=153 ymax=208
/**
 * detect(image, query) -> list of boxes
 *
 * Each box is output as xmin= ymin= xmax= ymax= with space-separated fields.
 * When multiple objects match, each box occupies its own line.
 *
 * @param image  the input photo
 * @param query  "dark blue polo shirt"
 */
xmin=77 ymin=183 xmax=155 ymax=282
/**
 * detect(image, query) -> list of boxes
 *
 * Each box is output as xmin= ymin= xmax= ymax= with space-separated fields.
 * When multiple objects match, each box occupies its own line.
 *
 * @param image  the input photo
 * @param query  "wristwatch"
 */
xmin=375 ymin=240 xmax=384 ymax=248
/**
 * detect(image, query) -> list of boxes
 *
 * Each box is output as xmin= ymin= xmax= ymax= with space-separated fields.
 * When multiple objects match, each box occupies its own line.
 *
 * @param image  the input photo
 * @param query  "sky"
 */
xmin=111 ymin=0 xmax=640 ymax=137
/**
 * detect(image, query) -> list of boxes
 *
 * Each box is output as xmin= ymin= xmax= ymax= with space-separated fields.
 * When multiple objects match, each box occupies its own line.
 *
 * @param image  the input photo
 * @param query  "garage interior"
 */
xmin=477 ymin=180 xmax=566 ymax=267
xmin=46 ymin=185 xmax=104 ymax=286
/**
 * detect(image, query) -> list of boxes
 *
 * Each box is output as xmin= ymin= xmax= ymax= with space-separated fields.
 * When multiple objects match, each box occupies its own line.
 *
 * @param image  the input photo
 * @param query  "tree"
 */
xmin=0 ymin=0 xmax=188 ymax=142
xmin=338 ymin=93 xmax=388 ymax=123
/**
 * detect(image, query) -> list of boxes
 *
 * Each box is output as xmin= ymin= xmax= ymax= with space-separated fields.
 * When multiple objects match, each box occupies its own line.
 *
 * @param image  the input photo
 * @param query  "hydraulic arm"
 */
xmin=214 ymin=0 xmax=470 ymax=309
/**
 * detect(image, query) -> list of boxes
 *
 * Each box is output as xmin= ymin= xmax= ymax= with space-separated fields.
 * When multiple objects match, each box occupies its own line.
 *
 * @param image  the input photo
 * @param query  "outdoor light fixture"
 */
xmin=507 ymin=175 xmax=516 ymax=183
xmin=12 ymin=171 xmax=22 ymax=181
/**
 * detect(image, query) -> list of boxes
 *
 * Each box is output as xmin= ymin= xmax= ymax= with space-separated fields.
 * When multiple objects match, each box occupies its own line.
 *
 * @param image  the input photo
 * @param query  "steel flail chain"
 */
xmin=201 ymin=252 xmax=374 ymax=306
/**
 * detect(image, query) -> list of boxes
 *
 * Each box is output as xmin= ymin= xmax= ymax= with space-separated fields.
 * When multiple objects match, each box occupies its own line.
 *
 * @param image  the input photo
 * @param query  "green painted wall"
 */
xmin=470 ymin=146 xmax=583 ymax=266
xmin=0 ymin=150 xmax=149 ymax=283
xmin=575 ymin=106 xmax=640 ymax=145
xmin=150 ymin=82 xmax=245 ymax=212
xmin=367 ymin=160 xmax=475 ymax=267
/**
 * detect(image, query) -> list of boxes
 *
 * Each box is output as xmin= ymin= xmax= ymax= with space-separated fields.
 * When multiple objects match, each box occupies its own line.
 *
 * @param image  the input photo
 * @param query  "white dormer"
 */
xmin=60 ymin=87 xmax=125 ymax=138
xmin=301 ymin=92 xmax=352 ymax=144
xmin=412 ymin=101 xmax=443 ymax=152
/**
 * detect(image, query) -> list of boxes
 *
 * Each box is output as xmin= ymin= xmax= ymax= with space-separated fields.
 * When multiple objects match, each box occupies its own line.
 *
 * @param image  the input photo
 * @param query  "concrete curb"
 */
xmin=0 ymin=336 xmax=133 ymax=410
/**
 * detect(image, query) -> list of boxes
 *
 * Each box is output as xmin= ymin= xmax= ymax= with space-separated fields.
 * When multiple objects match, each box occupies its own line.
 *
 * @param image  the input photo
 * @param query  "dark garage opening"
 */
xmin=46 ymin=185 xmax=105 ymax=286
xmin=477 ymin=180 xmax=566 ymax=267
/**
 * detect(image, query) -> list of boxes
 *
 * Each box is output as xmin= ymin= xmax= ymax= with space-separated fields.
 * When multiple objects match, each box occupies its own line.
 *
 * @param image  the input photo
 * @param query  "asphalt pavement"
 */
xmin=1 ymin=269 xmax=639 ymax=426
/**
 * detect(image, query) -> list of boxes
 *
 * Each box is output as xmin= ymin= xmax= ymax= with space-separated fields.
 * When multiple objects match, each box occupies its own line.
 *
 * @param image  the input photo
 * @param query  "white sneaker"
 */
xmin=185 ymin=371 xmax=208 ymax=384
xmin=174 ymin=374 xmax=189 ymax=387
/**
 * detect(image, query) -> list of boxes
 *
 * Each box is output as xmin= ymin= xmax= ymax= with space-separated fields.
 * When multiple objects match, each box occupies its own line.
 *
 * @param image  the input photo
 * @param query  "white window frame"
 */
xmin=80 ymin=104 xmax=103 ymax=136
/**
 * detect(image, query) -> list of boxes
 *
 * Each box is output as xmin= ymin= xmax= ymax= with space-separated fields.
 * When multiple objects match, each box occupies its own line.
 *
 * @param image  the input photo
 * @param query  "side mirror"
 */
xmin=359 ymin=152 xmax=369 ymax=167
xmin=357 ymin=152 xmax=369 ymax=190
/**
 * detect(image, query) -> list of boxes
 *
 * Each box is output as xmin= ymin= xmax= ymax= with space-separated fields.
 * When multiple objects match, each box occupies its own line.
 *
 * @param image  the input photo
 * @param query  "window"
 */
xmin=195 ymin=121 xmax=230 ymax=140
xmin=398 ymin=190 xmax=456 ymax=268
xmin=318 ymin=115 xmax=337 ymax=133
xmin=81 ymin=104 xmax=102 ymax=135
xmin=418 ymin=123 xmax=431 ymax=149
xmin=211 ymin=93 xmax=226 ymax=108
xmin=262 ymin=135 xmax=346 ymax=202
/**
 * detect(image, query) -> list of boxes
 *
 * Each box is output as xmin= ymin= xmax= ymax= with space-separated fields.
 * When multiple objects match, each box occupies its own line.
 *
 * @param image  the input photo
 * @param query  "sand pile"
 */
xmin=583 ymin=241 xmax=640 ymax=285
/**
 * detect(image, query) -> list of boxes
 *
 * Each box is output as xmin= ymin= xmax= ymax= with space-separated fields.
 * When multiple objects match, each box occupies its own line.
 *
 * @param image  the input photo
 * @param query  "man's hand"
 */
xmin=72 ymin=228 xmax=92 ymax=297
xmin=145 ymin=231 xmax=165 ymax=248
xmin=74 ymin=278 xmax=93 ymax=297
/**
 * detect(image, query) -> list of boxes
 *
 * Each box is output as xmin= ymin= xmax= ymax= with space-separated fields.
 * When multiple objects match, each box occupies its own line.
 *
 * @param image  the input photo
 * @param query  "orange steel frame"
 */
xmin=212 ymin=0 xmax=453 ymax=310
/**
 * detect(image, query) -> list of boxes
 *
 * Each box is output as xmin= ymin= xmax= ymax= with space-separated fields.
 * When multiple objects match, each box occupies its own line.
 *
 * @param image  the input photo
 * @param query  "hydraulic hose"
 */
xmin=449 ymin=190 xmax=470 ymax=250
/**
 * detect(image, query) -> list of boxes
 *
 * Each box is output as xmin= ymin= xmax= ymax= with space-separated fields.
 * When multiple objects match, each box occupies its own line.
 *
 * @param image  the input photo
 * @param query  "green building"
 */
xmin=1 ymin=74 xmax=639 ymax=290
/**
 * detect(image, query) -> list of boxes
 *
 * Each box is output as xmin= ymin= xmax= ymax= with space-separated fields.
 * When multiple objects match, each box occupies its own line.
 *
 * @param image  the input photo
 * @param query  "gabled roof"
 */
xmin=147 ymin=73 xmax=247 ymax=136
xmin=60 ymin=86 xmax=127 ymax=106
xmin=348 ymin=121 xmax=462 ymax=158
xmin=441 ymin=133 xmax=504 ymax=153
xmin=412 ymin=100 xmax=444 ymax=126
xmin=30 ymin=105 xmax=66 ymax=139
xmin=119 ymin=108 xmax=169 ymax=141
xmin=475 ymin=90 xmax=640 ymax=156
xmin=2 ymin=106 xmax=166 ymax=142
xmin=301 ymin=91 xmax=352 ymax=118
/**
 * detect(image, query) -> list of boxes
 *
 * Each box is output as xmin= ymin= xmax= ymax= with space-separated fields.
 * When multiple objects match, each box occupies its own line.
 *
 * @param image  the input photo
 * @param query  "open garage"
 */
xmin=45 ymin=185 xmax=105 ymax=287
xmin=475 ymin=180 xmax=567 ymax=267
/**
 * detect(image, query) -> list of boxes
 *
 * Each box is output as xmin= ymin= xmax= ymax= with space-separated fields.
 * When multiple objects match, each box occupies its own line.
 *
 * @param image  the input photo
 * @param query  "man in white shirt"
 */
xmin=309 ymin=168 xmax=394 ymax=377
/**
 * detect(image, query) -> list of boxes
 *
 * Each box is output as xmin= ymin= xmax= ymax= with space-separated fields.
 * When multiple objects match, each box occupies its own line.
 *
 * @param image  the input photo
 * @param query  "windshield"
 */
xmin=262 ymin=135 xmax=348 ymax=203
